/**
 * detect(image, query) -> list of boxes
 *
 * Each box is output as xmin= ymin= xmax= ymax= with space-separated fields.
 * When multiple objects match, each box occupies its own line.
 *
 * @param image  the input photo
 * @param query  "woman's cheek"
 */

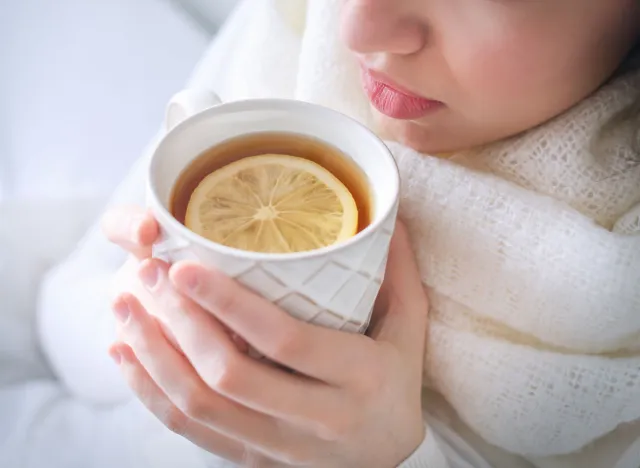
xmin=449 ymin=34 xmax=552 ymax=116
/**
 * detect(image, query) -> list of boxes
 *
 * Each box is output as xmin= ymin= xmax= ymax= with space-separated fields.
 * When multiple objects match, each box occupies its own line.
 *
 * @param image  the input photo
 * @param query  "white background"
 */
xmin=0 ymin=0 xmax=236 ymax=202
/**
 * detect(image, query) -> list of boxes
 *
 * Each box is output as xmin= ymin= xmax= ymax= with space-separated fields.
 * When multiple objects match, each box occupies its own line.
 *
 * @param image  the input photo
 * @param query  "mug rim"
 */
xmin=148 ymin=98 xmax=400 ymax=262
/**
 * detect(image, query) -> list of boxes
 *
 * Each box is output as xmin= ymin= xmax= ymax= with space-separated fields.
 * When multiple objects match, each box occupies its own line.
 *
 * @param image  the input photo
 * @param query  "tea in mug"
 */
xmin=170 ymin=132 xmax=373 ymax=254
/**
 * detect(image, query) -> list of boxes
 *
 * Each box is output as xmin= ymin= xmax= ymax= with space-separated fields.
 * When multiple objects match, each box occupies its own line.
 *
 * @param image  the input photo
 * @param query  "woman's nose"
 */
xmin=340 ymin=0 xmax=427 ymax=56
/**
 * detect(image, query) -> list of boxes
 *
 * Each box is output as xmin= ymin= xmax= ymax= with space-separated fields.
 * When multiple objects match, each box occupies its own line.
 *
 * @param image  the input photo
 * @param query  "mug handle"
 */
xmin=165 ymin=89 xmax=223 ymax=132
xmin=153 ymin=89 xmax=222 ymax=262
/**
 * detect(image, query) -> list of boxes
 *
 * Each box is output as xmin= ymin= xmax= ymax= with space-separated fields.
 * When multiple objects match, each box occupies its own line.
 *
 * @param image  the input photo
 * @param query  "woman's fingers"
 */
xmin=108 ymin=342 xmax=247 ymax=464
xmin=136 ymin=260 xmax=348 ymax=427
xmin=369 ymin=222 xmax=429 ymax=360
xmin=102 ymin=206 xmax=159 ymax=259
xmin=169 ymin=261 xmax=377 ymax=386
xmin=112 ymin=293 xmax=313 ymax=462
xmin=113 ymin=294 xmax=277 ymax=443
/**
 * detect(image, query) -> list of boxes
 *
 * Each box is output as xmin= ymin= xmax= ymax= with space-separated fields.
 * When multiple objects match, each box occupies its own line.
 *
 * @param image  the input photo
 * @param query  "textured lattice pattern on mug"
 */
xmin=153 ymin=213 xmax=397 ymax=333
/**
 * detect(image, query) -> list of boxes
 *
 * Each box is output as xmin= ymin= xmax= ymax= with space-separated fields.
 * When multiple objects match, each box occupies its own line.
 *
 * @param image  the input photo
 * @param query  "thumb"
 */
xmin=101 ymin=206 xmax=159 ymax=260
xmin=370 ymin=221 xmax=429 ymax=355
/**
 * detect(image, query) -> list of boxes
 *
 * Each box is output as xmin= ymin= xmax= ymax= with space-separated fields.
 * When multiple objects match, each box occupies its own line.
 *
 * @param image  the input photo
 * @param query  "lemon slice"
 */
xmin=185 ymin=154 xmax=359 ymax=253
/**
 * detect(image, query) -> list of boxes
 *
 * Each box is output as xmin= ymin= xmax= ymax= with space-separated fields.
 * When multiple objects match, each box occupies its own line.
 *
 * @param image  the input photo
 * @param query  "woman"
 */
xmin=38 ymin=0 xmax=640 ymax=467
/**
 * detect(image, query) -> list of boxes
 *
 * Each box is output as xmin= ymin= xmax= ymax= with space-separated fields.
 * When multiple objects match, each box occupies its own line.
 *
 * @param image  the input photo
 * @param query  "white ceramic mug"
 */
xmin=147 ymin=89 xmax=400 ymax=333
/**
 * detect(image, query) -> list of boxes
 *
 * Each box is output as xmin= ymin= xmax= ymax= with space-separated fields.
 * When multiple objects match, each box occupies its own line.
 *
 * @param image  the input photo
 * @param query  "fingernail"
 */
xmin=140 ymin=263 xmax=159 ymax=289
xmin=181 ymin=270 xmax=200 ymax=293
xmin=109 ymin=347 xmax=122 ymax=365
xmin=113 ymin=299 xmax=131 ymax=323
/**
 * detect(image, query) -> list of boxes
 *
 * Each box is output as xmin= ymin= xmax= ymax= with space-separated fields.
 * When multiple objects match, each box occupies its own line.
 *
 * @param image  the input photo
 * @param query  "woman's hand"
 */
xmin=102 ymin=206 xmax=248 ymax=352
xmin=101 ymin=205 xmax=159 ymax=304
xmin=104 ymin=207 xmax=429 ymax=468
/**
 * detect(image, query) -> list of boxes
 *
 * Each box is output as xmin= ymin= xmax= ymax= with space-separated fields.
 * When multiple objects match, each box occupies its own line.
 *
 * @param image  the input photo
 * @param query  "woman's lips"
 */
xmin=361 ymin=67 xmax=443 ymax=120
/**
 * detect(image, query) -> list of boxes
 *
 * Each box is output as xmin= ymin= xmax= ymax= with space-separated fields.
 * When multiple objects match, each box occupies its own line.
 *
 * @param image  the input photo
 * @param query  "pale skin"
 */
xmin=105 ymin=208 xmax=427 ymax=467
xmin=104 ymin=0 xmax=639 ymax=466
xmin=345 ymin=0 xmax=640 ymax=153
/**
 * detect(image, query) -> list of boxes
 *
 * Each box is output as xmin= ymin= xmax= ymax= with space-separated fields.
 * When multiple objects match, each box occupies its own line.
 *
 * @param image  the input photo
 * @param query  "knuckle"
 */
xmin=120 ymin=312 xmax=155 ymax=353
xmin=174 ymin=385 xmax=210 ymax=420
xmin=269 ymin=326 xmax=304 ymax=362
xmin=205 ymin=353 xmax=244 ymax=394
xmin=212 ymin=286 xmax=238 ymax=314
xmin=175 ymin=295 xmax=195 ymax=318
xmin=156 ymin=290 xmax=191 ymax=324
xmin=162 ymin=408 xmax=189 ymax=435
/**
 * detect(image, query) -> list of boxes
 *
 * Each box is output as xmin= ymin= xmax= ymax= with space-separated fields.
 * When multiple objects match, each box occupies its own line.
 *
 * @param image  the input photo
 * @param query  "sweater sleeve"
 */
xmin=36 ymin=149 xmax=152 ymax=405
xmin=397 ymin=415 xmax=505 ymax=468
xmin=398 ymin=425 xmax=451 ymax=468
xmin=613 ymin=201 xmax=640 ymax=235
xmin=35 ymin=0 xmax=260 ymax=406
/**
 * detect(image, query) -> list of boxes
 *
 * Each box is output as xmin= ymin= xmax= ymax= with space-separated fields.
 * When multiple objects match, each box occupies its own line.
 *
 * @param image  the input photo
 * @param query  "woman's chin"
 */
xmin=373 ymin=111 xmax=486 ymax=156
xmin=373 ymin=112 xmax=449 ymax=155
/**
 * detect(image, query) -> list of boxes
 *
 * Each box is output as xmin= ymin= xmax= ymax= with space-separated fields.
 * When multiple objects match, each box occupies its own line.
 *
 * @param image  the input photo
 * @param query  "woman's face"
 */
xmin=340 ymin=0 xmax=640 ymax=153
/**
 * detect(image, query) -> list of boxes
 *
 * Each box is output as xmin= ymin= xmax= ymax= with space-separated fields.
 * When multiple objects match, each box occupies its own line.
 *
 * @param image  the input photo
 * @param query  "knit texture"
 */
xmin=397 ymin=426 xmax=450 ymax=468
xmin=392 ymin=73 xmax=640 ymax=456
xmin=202 ymin=0 xmax=640 ymax=458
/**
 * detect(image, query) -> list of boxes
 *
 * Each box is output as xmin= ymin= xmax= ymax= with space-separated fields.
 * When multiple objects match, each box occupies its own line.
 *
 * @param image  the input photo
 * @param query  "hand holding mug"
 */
xmin=103 ymin=90 xmax=427 ymax=467
xmin=104 ymin=206 xmax=429 ymax=467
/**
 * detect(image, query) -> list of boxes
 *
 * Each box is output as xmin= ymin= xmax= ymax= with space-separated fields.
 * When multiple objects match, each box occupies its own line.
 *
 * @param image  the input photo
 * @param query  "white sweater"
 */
xmin=7 ymin=1 xmax=640 ymax=467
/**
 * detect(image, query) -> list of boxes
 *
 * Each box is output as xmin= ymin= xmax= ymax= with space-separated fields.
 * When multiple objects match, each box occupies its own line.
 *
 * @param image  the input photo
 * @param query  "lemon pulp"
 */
xmin=184 ymin=154 xmax=359 ymax=253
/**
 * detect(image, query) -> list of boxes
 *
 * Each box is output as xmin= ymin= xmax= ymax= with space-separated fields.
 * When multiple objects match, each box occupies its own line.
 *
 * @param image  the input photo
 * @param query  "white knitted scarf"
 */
xmin=199 ymin=0 xmax=640 ymax=457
